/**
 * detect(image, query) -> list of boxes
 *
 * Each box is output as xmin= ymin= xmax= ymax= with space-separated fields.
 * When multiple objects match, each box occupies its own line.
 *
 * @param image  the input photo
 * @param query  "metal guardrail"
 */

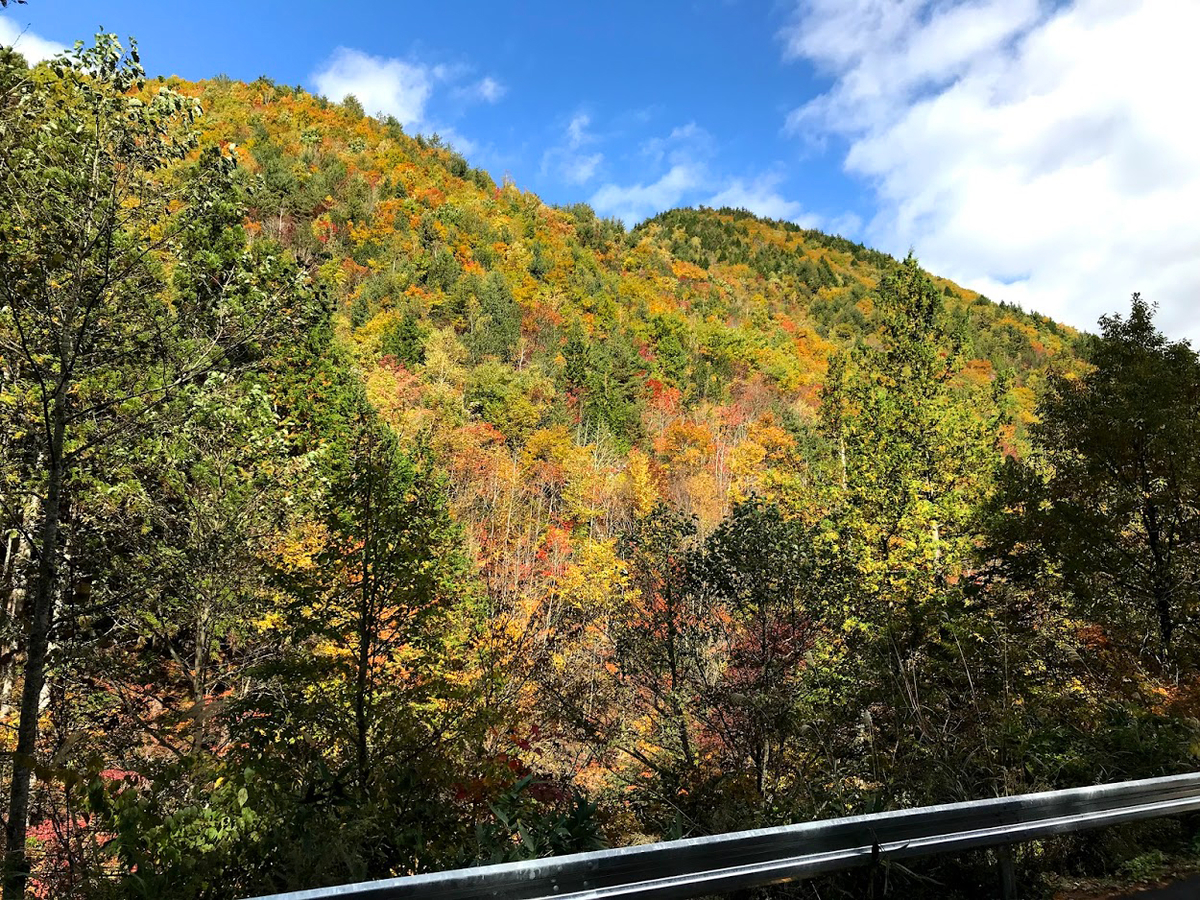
xmin=248 ymin=772 xmax=1200 ymax=900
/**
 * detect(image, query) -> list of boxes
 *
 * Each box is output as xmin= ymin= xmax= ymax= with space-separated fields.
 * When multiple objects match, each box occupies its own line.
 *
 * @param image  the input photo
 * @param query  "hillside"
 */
xmin=191 ymin=76 xmax=1080 ymax=533
xmin=22 ymin=47 xmax=1200 ymax=900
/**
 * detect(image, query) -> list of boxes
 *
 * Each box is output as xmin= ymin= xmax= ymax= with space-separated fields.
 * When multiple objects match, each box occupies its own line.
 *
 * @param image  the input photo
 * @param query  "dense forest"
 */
xmin=2 ymin=35 xmax=1200 ymax=899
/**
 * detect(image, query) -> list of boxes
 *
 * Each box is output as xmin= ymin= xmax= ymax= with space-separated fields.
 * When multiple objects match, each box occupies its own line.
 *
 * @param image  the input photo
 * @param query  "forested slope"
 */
xmin=4 ymin=38 xmax=1199 ymax=900
xmin=194 ymin=72 xmax=1080 ymax=525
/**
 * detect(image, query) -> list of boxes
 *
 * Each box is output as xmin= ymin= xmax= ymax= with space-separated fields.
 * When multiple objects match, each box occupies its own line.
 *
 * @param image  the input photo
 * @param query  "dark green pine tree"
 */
xmin=468 ymin=272 xmax=521 ymax=362
xmin=1018 ymin=295 xmax=1200 ymax=657
xmin=381 ymin=312 xmax=428 ymax=367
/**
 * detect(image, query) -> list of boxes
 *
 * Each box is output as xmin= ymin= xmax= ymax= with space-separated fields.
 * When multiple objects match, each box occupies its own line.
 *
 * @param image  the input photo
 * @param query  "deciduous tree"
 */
xmin=0 ymin=35 xmax=306 ymax=893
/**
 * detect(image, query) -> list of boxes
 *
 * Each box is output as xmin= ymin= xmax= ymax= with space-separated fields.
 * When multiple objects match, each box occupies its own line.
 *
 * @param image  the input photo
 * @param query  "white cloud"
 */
xmin=0 ymin=16 xmax=66 ymax=64
xmin=827 ymin=212 xmax=864 ymax=238
xmin=542 ymin=112 xmax=604 ymax=186
xmin=643 ymin=122 xmax=714 ymax=166
xmin=561 ymin=152 xmax=603 ymax=185
xmin=707 ymin=171 xmax=820 ymax=225
xmin=455 ymin=74 xmax=507 ymax=105
xmin=591 ymin=123 xmax=712 ymax=222
xmin=313 ymin=47 xmax=433 ymax=128
xmin=567 ymin=113 xmax=592 ymax=149
xmin=475 ymin=76 xmax=506 ymax=103
xmin=312 ymin=48 xmax=500 ymax=155
xmin=782 ymin=0 xmax=1200 ymax=342
xmin=591 ymin=164 xmax=707 ymax=226
xmin=591 ymin=121 xmax=818 ymax=227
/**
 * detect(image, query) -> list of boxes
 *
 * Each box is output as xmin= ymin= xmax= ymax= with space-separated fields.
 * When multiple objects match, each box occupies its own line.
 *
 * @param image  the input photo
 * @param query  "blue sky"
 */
xmin=4 ymin=1 xmax=1200 ymax=341
xmin=7 ymin=1 xmax=868 ymax=228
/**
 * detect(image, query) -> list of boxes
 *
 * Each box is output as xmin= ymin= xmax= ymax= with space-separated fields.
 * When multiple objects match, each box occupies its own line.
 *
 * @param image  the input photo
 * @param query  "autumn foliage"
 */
xmin=3 ymin=35 xmax=1200 ymax=900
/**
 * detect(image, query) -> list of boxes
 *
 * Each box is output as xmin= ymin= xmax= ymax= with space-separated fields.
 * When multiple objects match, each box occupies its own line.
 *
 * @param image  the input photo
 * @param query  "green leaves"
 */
xmin=466 ymin=271 xmax=520 ymax=362
xmin=1014 ymin=294 xmax=1200 ymax=657
xmin=0 ymin=33 xmax=319 ymax=897
xmin=819 ymin=255 xmax=997 ymax=635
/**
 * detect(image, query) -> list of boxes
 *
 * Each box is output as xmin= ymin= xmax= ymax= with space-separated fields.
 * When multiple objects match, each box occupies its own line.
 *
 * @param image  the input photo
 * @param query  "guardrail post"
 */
xmin=998 ymin=843 xmax=1017 ymax=900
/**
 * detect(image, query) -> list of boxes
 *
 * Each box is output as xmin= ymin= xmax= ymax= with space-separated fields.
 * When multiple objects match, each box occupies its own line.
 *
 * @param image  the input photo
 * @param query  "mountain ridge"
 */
xmin=164 ymin=74 xmax=1090 ymax=535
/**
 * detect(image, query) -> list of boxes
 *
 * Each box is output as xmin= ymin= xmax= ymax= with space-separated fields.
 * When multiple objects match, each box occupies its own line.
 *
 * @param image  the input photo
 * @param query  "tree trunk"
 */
xmin=0 ymin=495 xmax=37 ymax=719
xmin=191 ymin=602 xmax=211 ymax=755
xmin=4 ymin=402 xmax=65 ymax=898
xmin=354 ymin=475 xmax=374 ymax=795
xmin=1141 ymin=495 xmax=1174 ymax=654
xmin=664 ymin=586 xmax=693 ymax=769
xmin=355 ymin=597 xmax=371 ymax=794
xmin=1155 ymin=580 xmax=1174 ymax=654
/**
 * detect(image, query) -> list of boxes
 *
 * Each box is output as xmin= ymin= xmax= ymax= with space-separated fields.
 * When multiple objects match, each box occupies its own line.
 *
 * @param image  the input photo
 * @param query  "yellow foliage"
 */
xmin=275 ymin=520 xmax=328 ymax=572
xmin=557 ymin=538 xmax=626 ymax=616
xmin=623 ymin=449 xmax=657 ymax=518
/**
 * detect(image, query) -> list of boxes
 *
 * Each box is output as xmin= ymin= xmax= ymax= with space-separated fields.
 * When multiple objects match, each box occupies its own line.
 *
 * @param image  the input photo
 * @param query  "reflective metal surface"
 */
xmin=245 ymin=772 xmax=1200 ymax=900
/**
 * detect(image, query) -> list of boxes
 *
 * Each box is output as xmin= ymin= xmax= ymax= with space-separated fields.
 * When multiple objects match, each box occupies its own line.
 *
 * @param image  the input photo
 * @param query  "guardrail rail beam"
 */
xmin=246 ymin=772 xmax=1200 ymax=900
